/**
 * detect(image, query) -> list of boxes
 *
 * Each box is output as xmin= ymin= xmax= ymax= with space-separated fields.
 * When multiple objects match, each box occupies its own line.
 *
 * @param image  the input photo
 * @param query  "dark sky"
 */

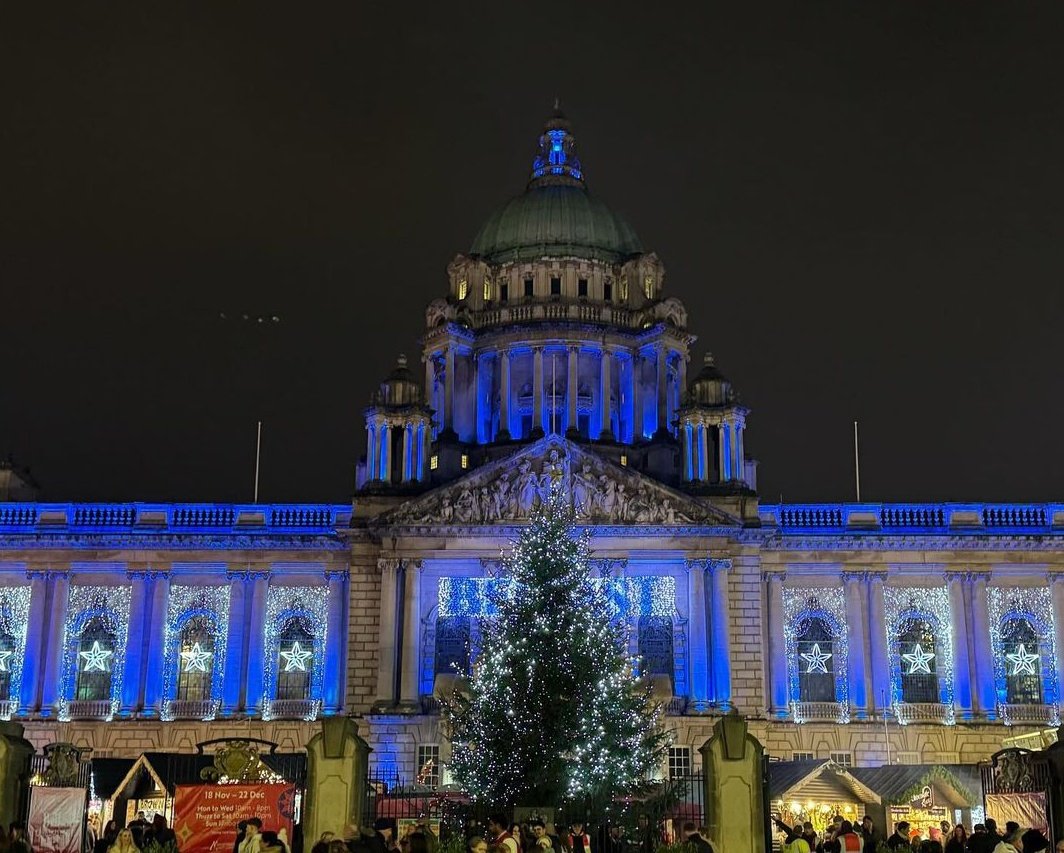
xmin=3 ymin=3 xmax=1063 ymax=505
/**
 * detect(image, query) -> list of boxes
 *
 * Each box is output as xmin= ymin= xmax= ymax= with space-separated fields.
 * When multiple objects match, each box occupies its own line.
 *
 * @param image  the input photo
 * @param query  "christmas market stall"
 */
xmin=768 ymin=760 xmax=880 ymax=839
xmin=849 ymin=765 xmax=983 ymax=837
xmin=87 ymin=757 xmax=137 ymax=824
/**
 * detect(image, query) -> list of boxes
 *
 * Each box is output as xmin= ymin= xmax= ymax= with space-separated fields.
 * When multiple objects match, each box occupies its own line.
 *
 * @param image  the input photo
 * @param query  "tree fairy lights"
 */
xmin=883 ymin=586 xmax=955 ymax=724
xmin=782 ymin=587 xmax=849 ymax=723
xmin=442 ymin=491 xmax=669 ymax=807
xmin=162 ymin=584 xmax=230 ymax=721
xmin=987 ymin=586 xmax=1059 ymax=723
xmin=0 ymin=585 xmax=31 ymax=718
xmin=59 ymin=585 xmax=131 ymax=721
xmin=262 ymin=584 xmax=328 ymax=721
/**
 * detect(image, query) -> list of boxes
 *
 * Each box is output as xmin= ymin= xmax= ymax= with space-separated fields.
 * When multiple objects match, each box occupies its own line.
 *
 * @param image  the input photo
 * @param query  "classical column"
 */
xmin=41 ymin=572 xmax=70 ymax=716
xmin=221 ymin=573 xmax=247 ymax=714
xmin=1051 ymin=575 xmax=1064 ymax=712
xmin=375 ymin=559 xmax=400 ymax=707
xmin=632 ymin=353 xmax=644 ymax=440
xmin=121 ymin=571 xmax=152 ymax=716
xmin=947 ymin=573 xmax=974 ymax=719
xmin=532 ymin=346 xmax=545 ymax=435
xmin=322 ymin=571 xmax=347 ymax=714
xmin=968 ymin=572 xmax=997 ymax=719
xmin=867 ymin=573 xmax=890 ymax=714
xmin=20 ymin=572 xmax=49 ymax=713
xmin=366 ymin=423 xmax=377 ymax=482
xmin=472 ymin=351 xmax=481 ymax=442
xmin=498 ymin=348 xmax=511 ymax=439
xmin=142 ymin=572 xmax=169 ymax=716
xmin=243 ymin=572 xmax=270 ymax=715
xmin=682 ymin=423 xmax=693 ymax=481
xmin=843 ymin=573 xmax=869 ymax=719
xmin=735 ymin=424 xmax=745 ymax=484
xmin=709 ymin=559 xmax=733 ymax=708
xmin=443 ymin=345 xmax=455 ymax=433
xmin=698 ymin=422 xmax=710 ymax=481
xmin=399 ymin=561 xmax=423 ymax=706
xmin=718 ymin=423 xmax=729 ymax=481
xmin=655 ymin=345 xmax=668 ymax=436
xmin=423 ymin=353 xmax=434 ymax=412
xmin=566 ymin=345 xmax=579 ymax=435
xmin=420 ymin=421 xmax=432 ymax=479
xmin=766 ymin=571 xmax=789 ymax=718
xmin=678 ymin=352 xmax=688 ymax=404
xmin=598 ymin=347 xmax=613 ymax=440
xmin=380 ymin=424 xmax=392 ymax=483
xmin=401 ymin=424 xmax=412 ymax=482
xmin=686 ymin=560 xmax=710 ymax=710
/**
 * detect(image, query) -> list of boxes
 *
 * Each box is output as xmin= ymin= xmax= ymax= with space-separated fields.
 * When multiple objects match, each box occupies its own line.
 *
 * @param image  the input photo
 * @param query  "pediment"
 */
xmin=381 ymin=436 xmax=737 ymax=527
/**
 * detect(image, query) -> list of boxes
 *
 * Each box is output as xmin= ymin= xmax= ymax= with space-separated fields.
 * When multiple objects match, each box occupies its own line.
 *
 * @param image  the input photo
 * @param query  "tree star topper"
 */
xmin=280 ymin=641 xmax=313 ymax=672
xmin=1006 ymin=643 xmax=1039 ymax=677
xmin=800 ymin=642 xmax=832 ymax=674
xmin=180 ymin=642 xmax=213 ymax=673
xmin=79 ymin=640 xmax=113 ymax=672
xmin=902 ymin=643 xmax=935 ymax=675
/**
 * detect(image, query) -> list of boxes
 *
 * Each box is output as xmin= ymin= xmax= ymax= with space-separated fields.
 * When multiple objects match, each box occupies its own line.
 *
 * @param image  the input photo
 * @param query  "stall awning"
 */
xmin=848 ymin=765 xmax=981 ymax=808
xmin=769 ymin=760 xmax=881 ymax=806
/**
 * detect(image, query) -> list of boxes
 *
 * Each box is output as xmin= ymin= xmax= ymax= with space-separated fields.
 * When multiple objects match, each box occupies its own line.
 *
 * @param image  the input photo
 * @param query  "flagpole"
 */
xmin=253 ymin=420 xmax=262 ymax=503
xmin=854 ymin=420 xmax=862 ymax=502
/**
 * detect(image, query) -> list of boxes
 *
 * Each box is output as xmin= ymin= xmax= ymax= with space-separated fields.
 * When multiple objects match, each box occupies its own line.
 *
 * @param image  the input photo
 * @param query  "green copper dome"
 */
xmin=469 ymin=110 xmax=644 ymax=264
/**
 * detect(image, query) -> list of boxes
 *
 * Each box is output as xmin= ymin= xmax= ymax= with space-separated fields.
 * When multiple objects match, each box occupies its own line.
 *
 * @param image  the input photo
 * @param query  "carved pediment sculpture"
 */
xmin=384 ymin=437 xmax=734 ymax=527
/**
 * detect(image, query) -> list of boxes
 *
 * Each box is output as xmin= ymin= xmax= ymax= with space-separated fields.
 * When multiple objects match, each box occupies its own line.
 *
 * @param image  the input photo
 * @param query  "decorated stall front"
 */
xmin=849 ymin=765 xmax=983 ymax=841
xmin=768 ymin=760 xmax=880 ymax=839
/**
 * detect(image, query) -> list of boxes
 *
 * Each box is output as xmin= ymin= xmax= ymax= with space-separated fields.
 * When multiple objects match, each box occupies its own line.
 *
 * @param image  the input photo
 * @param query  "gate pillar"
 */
xmin=304 ymin=717 xmax=370 ymax=841
xmin=0 ymin=722 xmax=34 ymax=827
xmin=699 ymin=712 xmax=767 ymax=853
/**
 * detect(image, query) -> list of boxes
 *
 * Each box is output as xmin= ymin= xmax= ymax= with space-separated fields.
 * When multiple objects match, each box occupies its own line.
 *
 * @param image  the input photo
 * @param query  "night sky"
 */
xmin=4 ymin=3 xmax=1063 ymax=504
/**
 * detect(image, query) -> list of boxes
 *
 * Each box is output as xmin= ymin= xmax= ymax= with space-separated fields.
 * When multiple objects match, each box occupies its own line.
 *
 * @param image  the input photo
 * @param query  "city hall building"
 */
xmin=1 ymin=112 xmax=1061 ymax=795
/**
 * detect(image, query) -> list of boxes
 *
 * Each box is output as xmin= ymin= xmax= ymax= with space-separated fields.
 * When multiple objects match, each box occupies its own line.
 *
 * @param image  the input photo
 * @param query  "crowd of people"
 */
xmin=89 ymin=813 xmax=178 ymax=853
xmin=775 ymin=814 xmax=1064 ymax=853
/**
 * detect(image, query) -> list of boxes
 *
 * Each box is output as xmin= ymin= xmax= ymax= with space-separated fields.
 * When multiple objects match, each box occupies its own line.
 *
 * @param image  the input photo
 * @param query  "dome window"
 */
xmin=550 ymin=276 xmax=561 ymax=296
xmin=578 ymin=278 xmax=588 ymax=298
xmin=619 ymin=276 xmax=629 ymax=300
xmin=644 ymin=275 xmax=656 ymax=300
xmin=483 ymin=279 xmax=492 ymax=301
xmin=524 ymin=278 xmax=534 ymax=297
xmin=457 ymin=279 xmax=469 ymax=301
xmin=604 ymin=282 xmax=613 ymax=302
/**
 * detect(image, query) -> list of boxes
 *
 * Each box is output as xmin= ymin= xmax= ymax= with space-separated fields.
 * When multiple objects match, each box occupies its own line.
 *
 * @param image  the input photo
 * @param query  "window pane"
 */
xmin=0 ymin=632 xmax=14 ymax=701
xmin=176 ymin=616 xmax=215 ymax=701
xmin=1003 ymin=619 xmax=1042 ymax=705
xmin=796 ymin=618 xmax=835 ymax=703
xmin=75 ymin=618 xmax=115 ymax=702
xmin=899 ymin=620 xmax=939 ymax=704
xmin=416 ymin=745 xmax=440 ymax=787
xmin=435 ymin=616 xmax=470 ymax=676
xmin=638 ymin=616 xmax=673 ymax=678
xmin=276 ymin=620 xmax=313 ymax=701
xmin=668 ymin=746 xmax=691 ymax=779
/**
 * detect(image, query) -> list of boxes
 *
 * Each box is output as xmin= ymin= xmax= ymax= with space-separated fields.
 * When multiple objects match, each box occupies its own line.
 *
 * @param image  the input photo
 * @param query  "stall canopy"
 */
xmin=848 ymin=765 xmax=982 ymax=809
xmin=769 ymin=760 xmax=881 ymax=833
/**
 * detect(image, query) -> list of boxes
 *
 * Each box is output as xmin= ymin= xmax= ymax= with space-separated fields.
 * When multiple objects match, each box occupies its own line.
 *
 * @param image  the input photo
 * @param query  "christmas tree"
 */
xmin=443 ymin=488 xmax=668 ymax=808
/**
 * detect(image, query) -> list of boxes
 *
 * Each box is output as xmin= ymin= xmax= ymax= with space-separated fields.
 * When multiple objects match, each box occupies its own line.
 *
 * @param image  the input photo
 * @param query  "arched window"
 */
xmin=1003 ymin=619 xmax=1042 ymax=705
xmin=75 ymin=618 xmax=115 ymax=702
xmin=898 ymin=619 xmax=938 ymax=704
xmin=638 ymin=616 xmax=674 ymax=678
xmin=276 ymin=619 xmax=314 ymax=701
xmin=0 ymin=630 xmax=14 ymax=701
xmin=796 ymin=617 xmax=836 ymax=703
xmin=434 ymin=616 xmax=470 ymax=676
xmin=176 ymin=616 xmax=215 ymax=702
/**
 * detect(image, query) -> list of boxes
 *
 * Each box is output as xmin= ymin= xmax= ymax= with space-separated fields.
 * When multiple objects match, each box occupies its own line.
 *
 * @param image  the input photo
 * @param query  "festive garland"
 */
xmin=889 ymin=765 xmax=975 ymax=806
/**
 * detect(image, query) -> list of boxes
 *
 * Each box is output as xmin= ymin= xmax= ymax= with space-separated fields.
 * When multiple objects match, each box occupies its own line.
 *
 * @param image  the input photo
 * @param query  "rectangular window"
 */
xmin=829 ymin=751 xmax=853 ymax=767
xmin=604 ymin=282 xmax=612 ymax=301
xmin=792 ymin=751 xmax=814 ymax=761
xmin=550 ymin=276 xmax=561 ymax=296
xmin=483 ymin=280 xmax=492 ymax=301
xmin=416 ymin=744 xmax=441 ymax=787
xmin=668 ymin=746 xmax=691 ymax=779
xmin=457 ymin=279 xmax=468 ymax=300
xmin=500 ymin=282 xmax=508 ymax=302
xmin=619 ymin=454 xmax=628 ymax=466
xmin=578 ymin=278 xmax=588 ymax=297
xmin=429 ymin=455 xmax=439 ymax=471
xmin=524 ymin=278 xmax=534 ymax=297
xmin=460 ymin=454 xmax=469 ymax=469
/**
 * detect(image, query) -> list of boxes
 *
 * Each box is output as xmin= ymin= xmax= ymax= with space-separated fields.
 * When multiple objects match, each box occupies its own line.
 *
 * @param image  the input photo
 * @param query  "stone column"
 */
xmin=142 ymin=572 xmax=170 ymax=715
xmin=123 ymin=572 xmax=151 ymax=716
xmin=718 ymin=423 xmax=729 ymax=481
xmin=399 ymin=561 xmax=422 ymax=706
xmin=375 ymin=559 xmax=400 ymax=707
xmin=655 ymin=345 xmax=668 ymax=436
xmin=498 ymin=348 xmax=511 ymax=440
xmin=686 ymin=560 xmax=710 ymax=710
xmin=532 ymin=346 xmax=545 ymax=435
xmin=946 ymin=573 xmax=974 ymax=719
xmin=472 ymin=351 xmax=481 ymax=442
xmin=41 ymin=572 xmax=70 ymax=716
xmin=598 ymin=347 xmax=613 ymax=439
xmin=401 ymin=424 xmax=412 ymax=481
xmin=678 ymin=352 xmax=688 ymax=404
xmin=566 ymin=345 xmax=579 ymax=435
xmin=736 ymin=424 xmax=745 ymax=484
xmin=322 ymin=571 xmax=347 ymax=714
xmin=365 ymin=423 xmax=377 ymax=482
xmin=443 ymin=345 xmax=455 ymax=433
xmin=222 ymin=573 xmax=247 ymax=714
xmin=244 ymin=572 xmax=270 ymax=715
xmin=632 ymin=353 xmax=644 ymax=440
xmin=968 ymin=572 xmax=997 ymax=719
xmin=698 ymin=422 xmax=710 ymax=480
xmin=420 ymin=421 xmax=432 ymax=479
xmin=867 ymin=573 xmax=890 ymax=713
xmin=423 ymin=353 xmax=434 ymax=412
xmin=380 ymin=424 xmax=392 ymax=483
xmin=1051 ymin=575 xmax=1064 ymax=712
xmin=710 ymin=559 xmax=732 ymax=708
xmin=682 ymin=423 xmax=693 ymax=481
xmin=766 ymin=571 xmax=788 ymax=718
xmin=843 ymin=573 xmax=869 ymax=719
xmin=19 ymin=573 xmax=49 ymax=713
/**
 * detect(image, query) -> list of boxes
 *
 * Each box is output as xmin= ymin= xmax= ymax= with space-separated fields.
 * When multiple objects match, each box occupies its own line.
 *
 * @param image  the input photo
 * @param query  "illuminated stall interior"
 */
xmin=769 ymin=760 xmax=879 ymax=836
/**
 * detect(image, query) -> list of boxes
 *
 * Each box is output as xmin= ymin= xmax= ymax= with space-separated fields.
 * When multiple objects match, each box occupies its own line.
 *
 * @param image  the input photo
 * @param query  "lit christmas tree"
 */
xmin=443 ymin=488 xmax=669 ymax=808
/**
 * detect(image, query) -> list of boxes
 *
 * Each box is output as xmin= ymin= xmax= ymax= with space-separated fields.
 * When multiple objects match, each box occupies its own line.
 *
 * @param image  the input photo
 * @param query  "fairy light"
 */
xmin=161 ymin=584 xmax=230 ymax=721
xmin=884 ymin=586 xmax=955 ymax=724
xmin=782 ymin=587 xmax=849 ymax=723
xmin=0 ymin=586 xmax=31 ymax=718
xmin=262 ymin=585 xmax=328 ymax=721
xmin=59 ymin=585 xmax=132 ymax=722
xmin=987 ymin=586 xmax=1059 ymax=723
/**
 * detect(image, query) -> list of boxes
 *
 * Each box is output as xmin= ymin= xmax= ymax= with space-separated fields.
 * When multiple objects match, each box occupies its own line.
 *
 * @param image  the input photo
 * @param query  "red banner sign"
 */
xmin=173 ymin=784 xmax=297 ymax=853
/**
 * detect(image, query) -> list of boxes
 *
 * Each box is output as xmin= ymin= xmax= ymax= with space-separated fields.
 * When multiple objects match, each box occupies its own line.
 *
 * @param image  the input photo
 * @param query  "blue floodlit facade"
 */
xmin=1 ymin=112 xmax=1062 ymax=788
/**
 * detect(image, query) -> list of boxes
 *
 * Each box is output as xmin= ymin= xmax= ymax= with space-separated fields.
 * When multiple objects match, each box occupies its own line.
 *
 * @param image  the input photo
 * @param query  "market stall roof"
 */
xmin=848 ymin=765 xmax=982 ymax=807
xmin=91 ymin=758 xmax=137 ymax=800
xmin=769 ymin=760 xmax=881 ymax=805
xmin=107 ymin=751 xmax=306 ymax=800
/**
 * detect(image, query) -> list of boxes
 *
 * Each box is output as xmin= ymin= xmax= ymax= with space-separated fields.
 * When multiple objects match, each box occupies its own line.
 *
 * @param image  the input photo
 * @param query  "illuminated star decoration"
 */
xmin=79 ymin=641 xmax=113 ymax=672
xmin=280 ymin=642 xmax=313 ymax=672
xmin=902 ymin=644 xmax=935 ymax=675
xmin=179 ymin=642 xmax=213 ymax=673
xmin=0 ymin=650 xmax=12 ymax=672
xmin=800 ymin=643 xmax=832 ymax=674
xmin=1006 ymin=643 xmax=1039 ymax=677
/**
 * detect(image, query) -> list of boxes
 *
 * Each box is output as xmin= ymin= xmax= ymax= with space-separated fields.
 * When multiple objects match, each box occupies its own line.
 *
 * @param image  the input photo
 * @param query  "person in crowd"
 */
xmin=634 ymin=816 xmax=656 ymax=853
xmin=508 ymin=826 xmax=525 ymax=853
xmin=1021 ymin=829 xmax=1049 ymax=853
xmin=1005 ymin=826 xmax=1020 ymax=839
xmin=466 ymin=837 xmax=487 ymax=853
xmin=239 ymin=819 xmax=264 ymax=853
xmin=151 ymin=816 xmax=176 ymax=848
xmin=861 ymin=817 xmax=880 ymax=853
xmin=920 ymin=841 xmax=943 ymax=853
xmin=888 ymin=824 xmax=912 ymax=851
xmin=529 ymin=821 xmax=558 ymax=853
xmin=0 ymin=825 xmax=10 ymax=853
xmin=992 ymin=827 xmax=1024 ymax=853
xmin=1053 ymin=839 xmax=1064 ymax=853
xmin=945 ymin=825 xmax=967 ymax=853
xmin=329 ymin=842 xmax=351 ymax=853
xmin=108 ymin=828 xmax=141 ymax=853
xmin=233 ymin=824 xmax=250 ymax=853
xmin=566 ymin=823 xmax=591 ymax=853
xmin=487 ymin=816 xmax=518 ymax=853
xmin=95 ymin=821 xmax=119 ymax=853
xmin=680 ymin=822 xmax=713 ymax=853
xmin=9 ymin=824 xmax=32 ymax=853
xmin=606 ymin=826 xmax=629 ymax=853
xmin=985 ymin=822 xmax=1003 ymax=850
xmin=407 ymin=833 xmax=431 ymax=853
xmin=310 ymin=837 xmax=330 ymax=853
xmin=834 ymin=821 xmax=862 ymax=853
xmin=372 ymin=821 xmax=397 ymax=853
xmin=942 ymin=825 xmax=954 ymax=842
